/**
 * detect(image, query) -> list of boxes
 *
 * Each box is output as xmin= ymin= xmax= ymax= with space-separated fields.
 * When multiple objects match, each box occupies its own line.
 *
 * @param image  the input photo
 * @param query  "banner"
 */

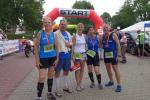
xmin=144 ymin=23 xmax=150 ymax=28
xmin=0 ymin=40 xmax=19 ymax=56
xmin=0 ymin=41 xmax=4 ymax=56
xmin=59 ymin=8 xmax=90 ymax=17
xmin=46 ymin=8 xmax=103 ymax=32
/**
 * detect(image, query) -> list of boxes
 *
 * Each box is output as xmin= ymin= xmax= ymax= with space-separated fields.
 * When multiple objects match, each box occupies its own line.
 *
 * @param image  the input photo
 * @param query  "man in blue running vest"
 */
xmin=101 ymin=24 xmax=122 ymax=92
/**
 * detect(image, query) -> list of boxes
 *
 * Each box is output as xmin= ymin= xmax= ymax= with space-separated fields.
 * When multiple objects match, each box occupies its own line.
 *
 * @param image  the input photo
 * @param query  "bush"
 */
xmin=7 ymin=32 xmax=34 ymax=40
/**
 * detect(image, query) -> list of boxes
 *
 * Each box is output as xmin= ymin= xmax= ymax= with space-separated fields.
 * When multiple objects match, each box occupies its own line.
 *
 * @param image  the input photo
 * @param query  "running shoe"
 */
xmin=98 ymin=84 xmax=103 ymax=90
xmin=105 ymin=81 xmax=114 ymax=87
xmin=90 ymin=82 xmax=95 ymax=88
xmin=55 ymin=91 xmax=62 ymax=97
xmin=47 ymin=92 xmax=56 ymax=100
xmin=63 ymin=88 xmax=73 ymax=93
xmin=70 ymin=63 xmax=80 ymax=71
xmin=80 ymin=85 xmax=85 ymax=90
xmin=115 ymin=85 xmax=122 ymax=92
xmin=76 ymin=86 xmax=82 ymax=92
xmin=35 ymin=97 xmax=42 ymax=100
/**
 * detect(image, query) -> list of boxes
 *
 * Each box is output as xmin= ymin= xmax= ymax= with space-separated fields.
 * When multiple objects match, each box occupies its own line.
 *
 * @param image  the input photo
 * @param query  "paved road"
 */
xmin=1 ymin=53 xmax=150 ymax=100
xmin=0 ymin=52 xmax=35 ymax=100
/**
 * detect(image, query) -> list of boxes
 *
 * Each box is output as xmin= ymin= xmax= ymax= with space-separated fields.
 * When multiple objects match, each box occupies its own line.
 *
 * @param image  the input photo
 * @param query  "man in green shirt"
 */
xmin=137 ymin=30 xmax=145 ymax=56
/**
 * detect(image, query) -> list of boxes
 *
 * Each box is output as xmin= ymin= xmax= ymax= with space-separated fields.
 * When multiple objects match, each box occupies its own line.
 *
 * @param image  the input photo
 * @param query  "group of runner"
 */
xmin=34 ymin=17 xmax=122 ymax=100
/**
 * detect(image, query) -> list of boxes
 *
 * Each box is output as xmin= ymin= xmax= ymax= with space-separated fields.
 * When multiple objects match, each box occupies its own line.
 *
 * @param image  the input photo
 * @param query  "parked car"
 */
xmin=125 ymin=32 xmax=150 ymax=55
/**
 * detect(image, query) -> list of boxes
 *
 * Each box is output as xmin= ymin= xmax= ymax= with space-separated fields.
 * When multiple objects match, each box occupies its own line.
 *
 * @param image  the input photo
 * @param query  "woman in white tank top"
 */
xmin=72 ymin=23 xmax=86 ymax=91
xmin=74 ymin=33 xmax=86 ymax=53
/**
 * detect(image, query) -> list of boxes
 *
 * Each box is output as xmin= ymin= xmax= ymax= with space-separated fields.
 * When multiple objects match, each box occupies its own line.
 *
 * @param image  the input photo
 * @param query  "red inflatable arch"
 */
xmin=46 ymin=8 xmax=103 ymax=32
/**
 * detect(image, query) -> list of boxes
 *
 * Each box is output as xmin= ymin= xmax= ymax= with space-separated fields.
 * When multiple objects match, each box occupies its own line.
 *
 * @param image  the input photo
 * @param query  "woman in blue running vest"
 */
xmin=101 ymin=24 xmax=122 ymax=92
xmin=86 ymin=26 xmax=103 ymax=89
xmin=34 ymin=17 xmax=59 ymax=100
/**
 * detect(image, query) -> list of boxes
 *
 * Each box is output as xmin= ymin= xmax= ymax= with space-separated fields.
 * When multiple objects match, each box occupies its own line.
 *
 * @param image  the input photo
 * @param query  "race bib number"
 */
xmin=75 ymin=53 xmax=83 ymax=59
xmin=105 ymin=51 xmax=113 ymax=58
xmin=86 ymin=50 xmax=96 ymax=58
xmin=44 ymin=45 xmax=54 ymax=52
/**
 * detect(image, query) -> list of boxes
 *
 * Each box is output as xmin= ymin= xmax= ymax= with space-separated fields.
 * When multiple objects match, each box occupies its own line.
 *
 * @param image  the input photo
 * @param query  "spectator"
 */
xmin=0 ymin=29 xmax=7 ymax=41
xmin=137 ymin=30 xmax=145 ymax=57
xmin=120 ymin=32 xmax=127 ymax=63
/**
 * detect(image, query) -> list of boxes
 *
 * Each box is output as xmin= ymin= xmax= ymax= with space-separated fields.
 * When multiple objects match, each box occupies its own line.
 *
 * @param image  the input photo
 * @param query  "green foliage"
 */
xmin=67 ymin=28 xmax=76 ymax=35
xmin=111 ymin=0 xmax=136 ymax=29
xmin=66 ymin=1 xmax=94 ymax=34
xmin=72 ymin=1 xmax=94 ymax=9
xmin=101 ymin=12 xmax=111 ymax=25
xmin=134 ymin=0 xmax=150 ymax=21
xmin=111 ymin=0 xmax=150 ymax=29
xmin=22 ymin=0 xmax=44 ymax=31
xmin=7 ymin=32 xmax=33 ymax=40
xmin=0 ymin=0 xmax=44 ymax=33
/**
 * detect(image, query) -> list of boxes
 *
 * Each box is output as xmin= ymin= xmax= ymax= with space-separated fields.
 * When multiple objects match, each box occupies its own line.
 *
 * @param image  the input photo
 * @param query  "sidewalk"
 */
xmin=0 ymin=52 xmax=34 ymax=100
xmin=8 ymin=54 xmax=150 ymax=100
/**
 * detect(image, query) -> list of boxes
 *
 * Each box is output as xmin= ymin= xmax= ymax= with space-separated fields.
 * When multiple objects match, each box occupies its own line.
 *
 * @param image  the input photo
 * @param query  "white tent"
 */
xmin=121 ymin=21 xmax=150 ymax=32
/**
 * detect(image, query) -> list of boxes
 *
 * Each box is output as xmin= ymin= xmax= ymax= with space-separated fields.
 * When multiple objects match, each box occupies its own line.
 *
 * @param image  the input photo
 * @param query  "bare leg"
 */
xmin=79 ymin=61 xmax=85 ymax=87
xmin=112 ymin=64 xmax=121 ymax=85
xmin=105 ymin=63 xmax=113 ymax=81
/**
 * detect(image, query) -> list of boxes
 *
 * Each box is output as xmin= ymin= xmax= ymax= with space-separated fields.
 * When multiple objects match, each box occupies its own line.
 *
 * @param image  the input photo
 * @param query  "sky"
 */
xmin=43 ymin=0 xmax=126 ymax=23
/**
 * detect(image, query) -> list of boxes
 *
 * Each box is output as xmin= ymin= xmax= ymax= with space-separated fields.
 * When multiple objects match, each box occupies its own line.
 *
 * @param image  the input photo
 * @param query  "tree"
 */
xmin=111 ymin=0 xmax=136 ymax=29
xmin=0 ymin=0 xmax=44 ymax=33
xmin=22 ymin=0 xmax=44 ymax=31
xmin=0 ymin=0 xmax=20 ymax=33
xmin=134 ymin=0 xmax=150 ymax=21
xmin=100 ymin=12 xmax=111 ymax=25
xmin=111 ymin=15 xmax=122 ymax=29
xmin=66 ymin=1 xmax=94 ymax=33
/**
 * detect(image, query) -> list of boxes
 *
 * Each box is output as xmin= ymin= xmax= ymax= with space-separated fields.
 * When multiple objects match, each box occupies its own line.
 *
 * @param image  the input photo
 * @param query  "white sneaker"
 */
xmin=98 ymin=84 xmax=103 ymax=90
xmin=80 ymin=85 xmax=85 ymax=90
xmin=36 ymin=97 xmax=42 ymax=100
xmin=55 ymin=91 xmax=63 ymax=97
xmin=76 ymin=86 xmax=81 ymax=91
xmin=90 ymin=82 xmax=95 ymax=88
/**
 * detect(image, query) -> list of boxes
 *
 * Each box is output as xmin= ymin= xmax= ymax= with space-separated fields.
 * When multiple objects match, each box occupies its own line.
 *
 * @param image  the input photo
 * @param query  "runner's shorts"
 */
xmin=55 ymin=58 xmax=71 ymax=72
xmin=55 ymin=52 xmax=71 ymax=72
xmin=39 ymin=56 xmax=56 ymax=69
xmin=87 ymin=52 xmax=100 ymax=66
xmin=104 ymin=58 xmax=118 ymax=65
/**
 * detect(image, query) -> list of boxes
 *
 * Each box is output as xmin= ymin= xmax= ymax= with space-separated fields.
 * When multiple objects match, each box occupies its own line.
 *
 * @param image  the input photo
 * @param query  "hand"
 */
xmin=116 ymin=56 xmax=120 ymax=64
xmin=53 ymin=58 xmax=59 ymax=67
xmin=65 ymin=42 xmax=70 ymax=48
xmin=35 ymin=61 xmax=40 ymax=69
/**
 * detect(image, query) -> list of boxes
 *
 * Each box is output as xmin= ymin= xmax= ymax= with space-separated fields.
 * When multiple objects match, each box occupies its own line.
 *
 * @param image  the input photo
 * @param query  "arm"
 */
xmin=54 ymin=33 xmax=59 ymax=66
xmin=72 ymin=35 xmax=76 ymax=46
xmin=99 ymin=34 xmax=103 ymax=48
xmin=54 ymin=33 xmax=59 ymax=59
xmin=71 ymin=35 xmax=76 ymax=60
xmin=34 ymin=32 xmax=41 ymax=68
xmin=136 ymin=34 xmax=139 ymax=40
xmin=113 ymin=33 xmax=121 ymax=57
xmin=84 ymin=34 xmax=87 ymax=49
